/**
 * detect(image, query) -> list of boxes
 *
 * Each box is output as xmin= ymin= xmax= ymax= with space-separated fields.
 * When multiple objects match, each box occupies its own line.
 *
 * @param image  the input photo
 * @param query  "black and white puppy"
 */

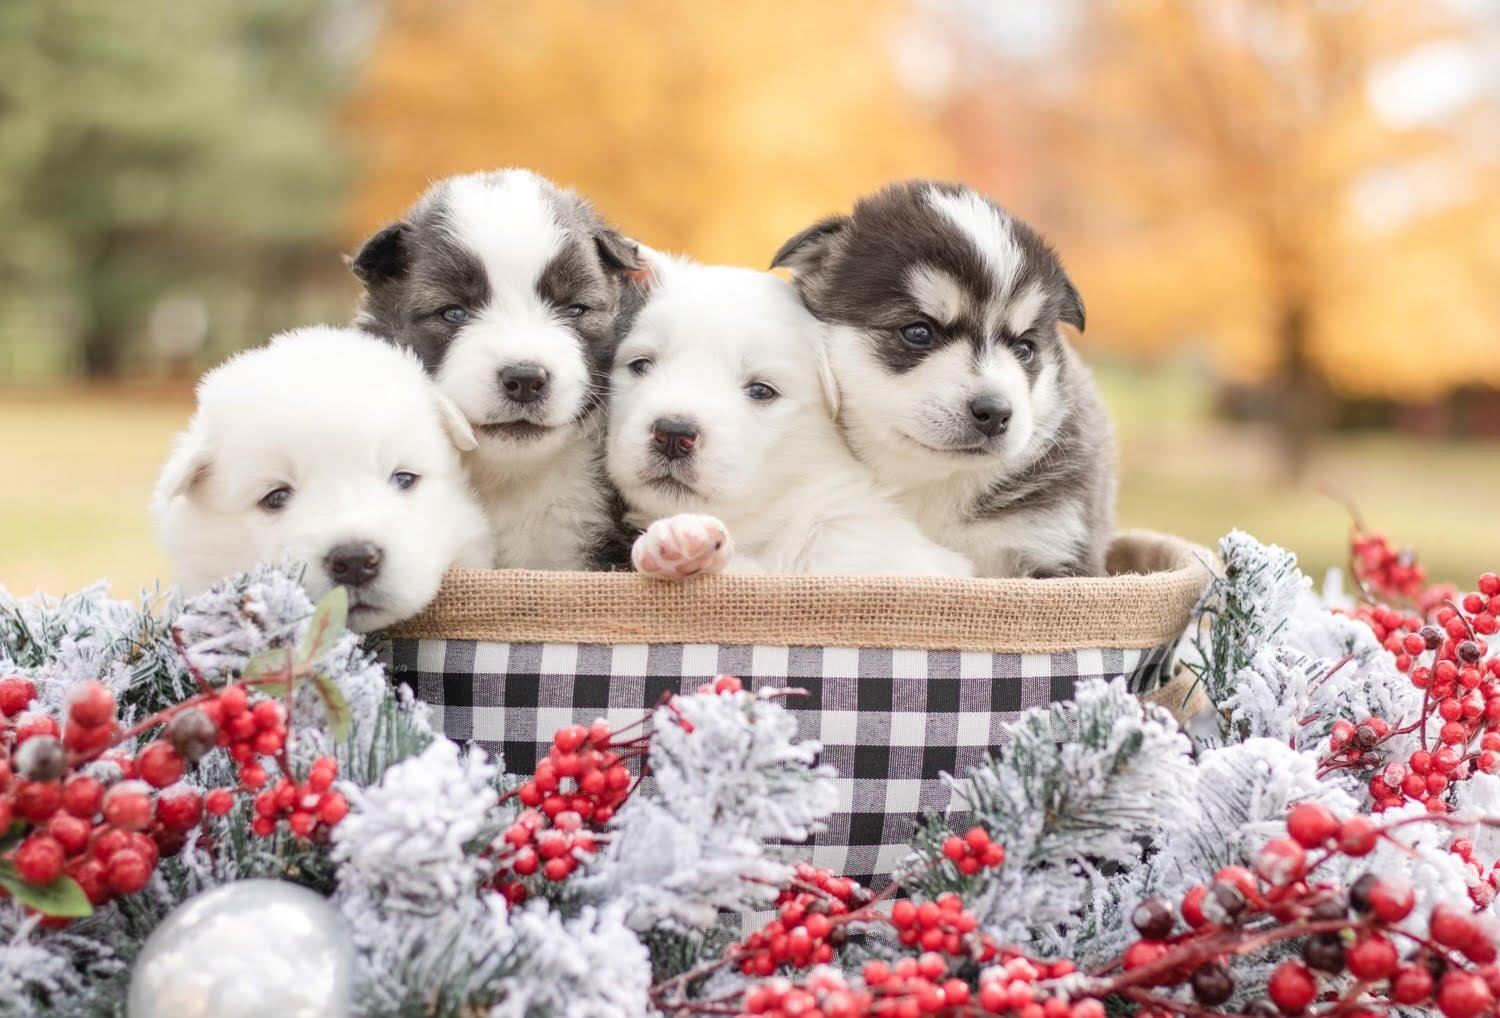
xmin=349 ymin=169 xmax=641 ymax=570
xmin=772 ymin=181 xmax=1115 ymax=577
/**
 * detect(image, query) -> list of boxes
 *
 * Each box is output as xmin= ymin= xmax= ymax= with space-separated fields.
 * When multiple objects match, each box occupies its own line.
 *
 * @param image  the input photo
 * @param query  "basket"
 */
xmin=379 ymin=529 xmax=1211 ymax=886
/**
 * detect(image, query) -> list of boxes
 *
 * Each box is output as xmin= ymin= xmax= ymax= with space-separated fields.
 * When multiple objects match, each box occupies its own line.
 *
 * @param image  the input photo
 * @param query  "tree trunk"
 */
xmin=80 ymin=317 xmax=122 ymax=379
xmin=1273 ymin=301 xmax=1323 ymax=483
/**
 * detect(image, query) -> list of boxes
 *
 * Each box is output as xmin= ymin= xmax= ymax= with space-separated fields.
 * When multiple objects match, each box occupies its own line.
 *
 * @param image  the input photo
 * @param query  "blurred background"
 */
xmin=2 ymin=0 xmax=1498 ymax=595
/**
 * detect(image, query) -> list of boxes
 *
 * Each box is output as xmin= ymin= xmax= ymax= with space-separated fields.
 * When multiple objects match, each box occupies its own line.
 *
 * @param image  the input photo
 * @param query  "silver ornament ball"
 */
xmin=128 ymin=879 xmax=352 ymax=1018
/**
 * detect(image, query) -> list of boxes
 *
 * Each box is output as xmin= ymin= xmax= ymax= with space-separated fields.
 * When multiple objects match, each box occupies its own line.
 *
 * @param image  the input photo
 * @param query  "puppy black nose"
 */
xmin=324 ymin=541 xmax=383 ymax=587
xmin=499 ymin=364 xmax=550 ymax=405
xmin=968 ymin=395 xmax=1012 ymax=438
xmin=651 ymin=416 xmax=699 ymax=461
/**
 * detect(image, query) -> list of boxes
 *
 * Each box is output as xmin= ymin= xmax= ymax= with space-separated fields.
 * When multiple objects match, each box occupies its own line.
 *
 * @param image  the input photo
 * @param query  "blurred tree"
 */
xmin=0 ymin=0 xmax=362 ymax=377
xmin=934 ymin=0 xmax=1500 ymax=478
xmin=343 ymin=0 xmax=957 ymax=269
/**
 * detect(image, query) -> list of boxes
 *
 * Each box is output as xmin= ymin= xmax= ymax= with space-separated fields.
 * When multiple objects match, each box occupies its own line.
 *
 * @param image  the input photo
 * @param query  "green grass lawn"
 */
xmin=2 ymin=368 xmax=1497 ymax=598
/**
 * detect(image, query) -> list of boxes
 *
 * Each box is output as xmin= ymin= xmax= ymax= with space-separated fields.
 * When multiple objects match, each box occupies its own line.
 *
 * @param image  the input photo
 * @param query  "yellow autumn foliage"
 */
xmin=343 ymin=0 xmax=958 ymax=269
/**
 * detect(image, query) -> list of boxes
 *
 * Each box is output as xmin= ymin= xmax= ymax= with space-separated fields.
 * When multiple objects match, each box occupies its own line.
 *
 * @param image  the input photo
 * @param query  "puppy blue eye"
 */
xmin=627 ymin=357 xmax=653 ymax=376
xmin=899 ymin=322 xmax=935 ymax=348
xmin=258 ymin=487 xmax=292 ymax=512
xmin=562 ymin=304 xmax=588 ymax=319
xmin=1013 ymin=340 xmax=1036 ymax=363
xmin=745 ymin=382 xmax=779 ymax=402
xmin=390 ymin=471 xmax=419 ymax=491
xmin=440 ymin=306 xmax=468 ymax=324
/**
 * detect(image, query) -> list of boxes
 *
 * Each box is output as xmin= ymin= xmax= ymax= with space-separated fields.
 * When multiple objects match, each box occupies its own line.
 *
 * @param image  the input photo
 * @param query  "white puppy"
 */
xmin=608 ymin=258 xmax=973 ymax=579
xmin=152 ymin=326 xmax=493 ymax=631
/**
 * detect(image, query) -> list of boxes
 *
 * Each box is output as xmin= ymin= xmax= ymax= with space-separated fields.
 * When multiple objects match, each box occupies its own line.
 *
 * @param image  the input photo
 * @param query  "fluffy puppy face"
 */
xmin=607 ymin=261 xmax=836 ymax=521
xmin=773 ymin=181 xmax=1085 ymax=481
xmin=151 ymin=327 xmax=491 ymax=632
xmin=351 ymin=170 xmax=642 ymax=471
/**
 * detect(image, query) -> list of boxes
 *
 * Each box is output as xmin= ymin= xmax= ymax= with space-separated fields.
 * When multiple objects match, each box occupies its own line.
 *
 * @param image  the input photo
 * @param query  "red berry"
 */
xmin=61 ymin=776 xmax=105 ymax=819
xmin=1392 ymin=964 xmax=1435 ymax=1005
xmin=1268 ymin=961 xmax=1318 ymax=1014
xmin=1254 ymin=838 xmax=1308 ymax=887
xmin=66 ymin=680 xmax=116 ymax=728
xmin=47 ymin=814 xmax=91 ymax=856
xmin=104 ymin=848 xmax=151 ymax=895
xmin=1345 ymin=933 xmax=1398 ymax=981
xmin=155 ymin=788 xmax=204 ymax=832
xmin=14 ymin=780 xmax=62 ymax=822
xmin=0 ymin=675 xmax=36 ymax=716
xmin=69 ymin=858 xmax=110 ymax=905
xmin=1286 ymin=803 xmax=1339 ymax=848
xmin=1432 ymin=904 xmax=1480 ymax=950
xmin=288 ymin=811 xmax=316 ymax=839
xmin=1437 ymin=971 xmax=1494 ymax=1018
xmin=1181 ymin=885 xmax=1209 ymax=928
xmin=318 ymin=791 xmax=349 ymax=826
xmin=1367 ymin=878 xmax=1415 ymax=923
xmin=102 ymin=781 xmax=153 ymax=831
xmin=942 ymin=836 xmax=966 ymax=862
xmin=13 ymin=833 xmax=65 ymax=885
xmin=136 ymin=740 xmax=185 ymax=789
xmin=204 ymin=789 xmax=235 ymax=816
xmin=1336 ymin=816 xmax=1378 ymax=856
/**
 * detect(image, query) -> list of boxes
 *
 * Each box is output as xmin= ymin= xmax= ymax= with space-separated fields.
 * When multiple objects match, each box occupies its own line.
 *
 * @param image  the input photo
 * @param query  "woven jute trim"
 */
xmin=385 ymin=530 xmax=1212 ymax=654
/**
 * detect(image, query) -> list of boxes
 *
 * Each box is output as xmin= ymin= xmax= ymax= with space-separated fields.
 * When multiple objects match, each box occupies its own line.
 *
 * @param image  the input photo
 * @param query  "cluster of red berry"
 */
xmin=1351 ymin=531 xmax=1429 ymax=604
xmin=251 ymin=757 xmax=348 ymax=840
xmin=0 ymin=666 xmax=346 ymax=919
xmin=975 ymin=955 xmax=1093 ymax=1017
xmin=1332 ymin=546 xmax=1500 ymax=818
xmin=491 ymin=718 xmax=634 ymax=903
xmin=737 ymin=864 xmax=873 ymax=976
xmin=491 ymin=675 xmax=752 ymax=904
xmin=1111 ymin=802 xmax=1499 ymax=1017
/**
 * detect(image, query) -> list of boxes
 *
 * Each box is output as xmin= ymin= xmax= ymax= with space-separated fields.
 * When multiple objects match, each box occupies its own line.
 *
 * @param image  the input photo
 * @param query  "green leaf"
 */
xmin=298 ymin=587 xmax=348 ymax=667
xmin=0 ymin=864 xmax=93 ymax=918
xmin=313 ymin=672 xmax=352 ymax=742
xmin=243 ymin=647 xmax=295 ymax=695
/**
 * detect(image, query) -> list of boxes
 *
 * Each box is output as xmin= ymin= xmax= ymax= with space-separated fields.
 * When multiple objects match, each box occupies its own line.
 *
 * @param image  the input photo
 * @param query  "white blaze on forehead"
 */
xmin=905 ymin=264 xmax=966 ymax=325
xmin=1004 ymin=281 xmax=1049 ymax=335
xmin=925 ymin=186 xmax=1023 ymax=300
xmin=443 ymin=171 xmax=565 ymax=290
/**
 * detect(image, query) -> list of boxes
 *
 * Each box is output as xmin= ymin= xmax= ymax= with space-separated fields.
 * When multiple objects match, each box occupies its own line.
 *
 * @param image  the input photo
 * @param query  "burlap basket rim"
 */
xmin=385 ymin=529 xmax=1212 ymax=654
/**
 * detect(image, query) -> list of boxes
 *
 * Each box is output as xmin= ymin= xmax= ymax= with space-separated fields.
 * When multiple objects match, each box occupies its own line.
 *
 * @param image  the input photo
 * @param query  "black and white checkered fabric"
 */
xmin=380 ymin=639 xmax=1175 ymax=888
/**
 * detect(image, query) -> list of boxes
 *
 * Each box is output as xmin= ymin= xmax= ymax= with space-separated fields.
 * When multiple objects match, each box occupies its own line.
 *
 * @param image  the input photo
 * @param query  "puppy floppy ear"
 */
xmin=153 ymin=430 xmax=213 ymax=504
xmin=348 ymin=222 xmax=410 ymax=286
xmin=432 ymin=391 xmax=478 ymax=453
xmin=770 ymin=215 xmax=849 ymax=276
xmin=1058 ymin=276 xmax=1086 ymax=332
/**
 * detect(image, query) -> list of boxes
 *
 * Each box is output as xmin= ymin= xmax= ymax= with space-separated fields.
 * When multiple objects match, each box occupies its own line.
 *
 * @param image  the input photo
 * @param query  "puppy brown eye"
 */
xmin=745 ymin=382 xmax=779 ymax=402
xmin=562 ymin=304 xmax=588 ymax=319
xmin=258 ymin=487 xmax=292 ymax=512
xmin=440 ymin=306 xmax=468 ymax=325
xmin=1014 ymin=340 xmax=1036 ymax=363
xmin=390 ymin=471 xmax=419 ymax=491
xmin=627 ymin=357 xmax=653 ymax=376
xmin=899 ymin=322 xmax=935 ymax=349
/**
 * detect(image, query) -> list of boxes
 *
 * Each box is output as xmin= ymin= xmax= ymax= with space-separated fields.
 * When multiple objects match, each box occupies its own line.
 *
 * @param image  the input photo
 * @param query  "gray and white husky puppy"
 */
xmin=772 ymin=180 xmax=1115 ymax=577
xmin=350 ymin=169 xmax=642 ymax=570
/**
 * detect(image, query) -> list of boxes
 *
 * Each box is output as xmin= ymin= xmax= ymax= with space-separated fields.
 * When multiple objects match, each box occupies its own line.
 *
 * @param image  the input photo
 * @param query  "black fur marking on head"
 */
xmin=349 ymin=223 xmax=411 ymax=285
xmin=779 ymin=181 xmax=1086 ymax=373
xmin=351 ymin=173 xmax=637 ymax=409
xmin=594 ymin=229 xmax=641 ymax=274
xmin=769 ymin=215 xmax=850 ymax=275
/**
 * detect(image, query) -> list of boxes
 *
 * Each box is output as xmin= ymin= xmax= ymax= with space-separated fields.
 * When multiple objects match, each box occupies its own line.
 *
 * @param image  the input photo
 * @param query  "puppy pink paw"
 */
xmin=632 ymin=514 xmax=734 ymax=580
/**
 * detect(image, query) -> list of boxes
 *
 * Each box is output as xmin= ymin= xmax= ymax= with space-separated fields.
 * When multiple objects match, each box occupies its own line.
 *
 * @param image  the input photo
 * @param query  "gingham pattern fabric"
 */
xmin=380 ymin=639 xmax=1175 ymax=888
